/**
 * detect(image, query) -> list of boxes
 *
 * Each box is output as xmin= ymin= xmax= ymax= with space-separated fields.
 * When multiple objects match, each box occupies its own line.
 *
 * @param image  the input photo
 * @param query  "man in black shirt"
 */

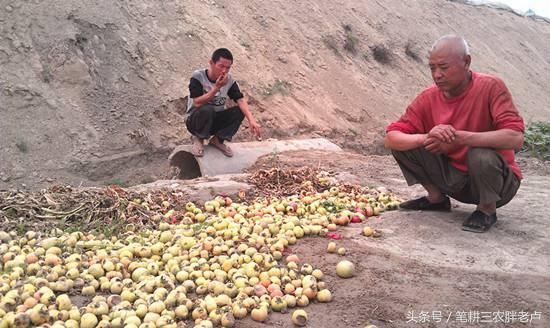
xmin=186 ymin=48 xmax=261 ymax=157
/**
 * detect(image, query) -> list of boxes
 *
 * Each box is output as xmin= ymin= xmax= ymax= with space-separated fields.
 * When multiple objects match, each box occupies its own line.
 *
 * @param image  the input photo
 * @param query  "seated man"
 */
xmin=384 ymin=35 xmax=525 ymax=233
xmin=186 ymin=48 xmax=261 ymax=157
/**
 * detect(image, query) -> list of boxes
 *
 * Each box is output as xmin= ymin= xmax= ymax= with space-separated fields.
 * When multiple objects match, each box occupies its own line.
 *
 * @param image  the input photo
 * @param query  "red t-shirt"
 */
xmin=386 ymin=72 xmax=525 ymax=179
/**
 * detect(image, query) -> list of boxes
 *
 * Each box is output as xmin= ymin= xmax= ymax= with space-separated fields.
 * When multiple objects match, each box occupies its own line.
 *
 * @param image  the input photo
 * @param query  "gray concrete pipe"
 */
xmin=169 ymin=138 xmax=342 ymax=179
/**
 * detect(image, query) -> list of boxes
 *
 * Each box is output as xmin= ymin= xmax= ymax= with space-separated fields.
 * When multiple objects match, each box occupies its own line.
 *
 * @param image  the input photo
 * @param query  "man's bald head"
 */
xmin=429 ymin=35 xmax=472 ymax=98
xmin=430 ymin=35 xmax=470 ymax=60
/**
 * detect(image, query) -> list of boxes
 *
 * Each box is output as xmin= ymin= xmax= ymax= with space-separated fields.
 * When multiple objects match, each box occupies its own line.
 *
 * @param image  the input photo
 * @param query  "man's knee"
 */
xmin=192 ymin=106 xmax=215 ymax=119
xmin=467 ymin=148 xmax=502 ymax=174
xmin=391 ymin=149 xmax=403 ymax=157
xmin=236 ymin=109 xmax=245 ymax=122
xmin=228 ymin=106 xmax=245 ymax=121
xmin=391 ymin=147 xmax=427 ymax=162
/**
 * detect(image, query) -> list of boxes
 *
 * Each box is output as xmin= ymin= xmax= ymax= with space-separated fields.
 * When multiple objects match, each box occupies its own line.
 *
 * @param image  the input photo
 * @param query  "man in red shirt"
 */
xmin=385 ymin=35 xmax=524 ymax=233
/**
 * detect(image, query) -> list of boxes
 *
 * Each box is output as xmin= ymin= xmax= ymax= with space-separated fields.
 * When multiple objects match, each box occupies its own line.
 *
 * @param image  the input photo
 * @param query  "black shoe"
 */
xmin=399 ymin=196 xmax=451 ymax=212
xmin=462 ymin=210 xmax=497 ymax=233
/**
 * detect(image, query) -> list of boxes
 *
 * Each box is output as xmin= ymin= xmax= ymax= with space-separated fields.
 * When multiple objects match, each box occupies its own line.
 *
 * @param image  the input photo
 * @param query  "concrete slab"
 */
xmin=169 ymin=138 xmax=342 ymax=179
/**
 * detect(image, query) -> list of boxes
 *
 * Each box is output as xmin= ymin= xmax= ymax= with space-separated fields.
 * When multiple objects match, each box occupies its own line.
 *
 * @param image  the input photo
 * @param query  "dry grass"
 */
xmin=0 ymin=186 xmax=190 ymax=236
xmin=372 ymin=44 xmax=392 ymax=64
xmin=405 ymin=41 xmax=422 ymax=62
xmin=16 ymin=140 xmax=29 ymax=153
xmin=322 ymin=35 xmax=341 ymax=56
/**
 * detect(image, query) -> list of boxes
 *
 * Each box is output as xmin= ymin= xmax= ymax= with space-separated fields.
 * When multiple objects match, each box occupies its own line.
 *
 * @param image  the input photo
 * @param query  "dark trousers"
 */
xmin=185 ymin=105 xmax=244 ymax=141
xmin=392 ymin=147 xmax=520 ymax=208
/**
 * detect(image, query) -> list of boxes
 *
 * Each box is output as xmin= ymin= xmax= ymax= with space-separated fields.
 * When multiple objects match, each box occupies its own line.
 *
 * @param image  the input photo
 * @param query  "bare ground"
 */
xmin=1 ymin=148 xmax=548 ymax=328
xmin=237 ymin=150 xmax=550 ymax=327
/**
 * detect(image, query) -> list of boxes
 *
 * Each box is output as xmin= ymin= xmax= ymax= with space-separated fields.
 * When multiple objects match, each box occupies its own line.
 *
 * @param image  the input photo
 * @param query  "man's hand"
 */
xmin=428 ymin=124 xmax=456 ymax=143
xmin=215 ymin=73 xmax=229 ymax=89
xmin=424 ymin=136 xmax=448 ymax=154
xmin=249 ymin=119 xmax=262 ymax=140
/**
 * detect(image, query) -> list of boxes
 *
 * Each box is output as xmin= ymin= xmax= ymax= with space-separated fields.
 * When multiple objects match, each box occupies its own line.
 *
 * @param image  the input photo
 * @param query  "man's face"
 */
xmin=429 ymin=47 xmax=470 ymax=95
xmin=209 ymin=57 xmax=232 ymax=80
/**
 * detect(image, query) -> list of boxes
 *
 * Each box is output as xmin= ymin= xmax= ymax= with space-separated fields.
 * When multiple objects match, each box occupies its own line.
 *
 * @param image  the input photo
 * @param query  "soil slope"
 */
xmin=1 ymin=0 xmax=549 ymax=189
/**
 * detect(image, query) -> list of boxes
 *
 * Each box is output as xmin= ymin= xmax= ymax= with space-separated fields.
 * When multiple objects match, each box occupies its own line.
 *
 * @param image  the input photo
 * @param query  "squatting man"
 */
xmin=385 ymin=35 xmax=525 ymax=233
xmin=185 ymin=48 xmax=262 ymax=158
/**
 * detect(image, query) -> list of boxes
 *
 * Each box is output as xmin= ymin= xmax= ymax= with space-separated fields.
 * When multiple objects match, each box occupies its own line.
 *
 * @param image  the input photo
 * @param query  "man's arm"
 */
xmin=455 ymin=129 xmax=524 ymax=151
xmin=385 ymin=93 xmax=430 ymax=151
xmin=384 ymin=131 xmax=427 ymax=151
xmin=236 ymin=98 xmax=261 ymax=138
xmin=192 ymin=85 xmax=220 ymax=108
xmin=190 ymin=74 xmax=229 ymax=107
xmin=423 ymin=128 xmax=523 ymax=154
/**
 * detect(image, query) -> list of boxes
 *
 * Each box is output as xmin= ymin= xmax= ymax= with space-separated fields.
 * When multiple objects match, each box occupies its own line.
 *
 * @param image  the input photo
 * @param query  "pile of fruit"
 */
xmin=0 ymin=170 xmax=400 ymax=327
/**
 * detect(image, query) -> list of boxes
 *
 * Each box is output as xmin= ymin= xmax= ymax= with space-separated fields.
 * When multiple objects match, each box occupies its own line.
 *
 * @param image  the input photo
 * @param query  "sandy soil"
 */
xmin=235 ymin=151 xmax=550 ymax=327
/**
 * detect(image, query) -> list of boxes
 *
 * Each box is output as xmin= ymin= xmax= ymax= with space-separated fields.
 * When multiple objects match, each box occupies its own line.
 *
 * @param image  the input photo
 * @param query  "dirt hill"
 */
xmin=1 ymin=0 xmax=549 ymax=190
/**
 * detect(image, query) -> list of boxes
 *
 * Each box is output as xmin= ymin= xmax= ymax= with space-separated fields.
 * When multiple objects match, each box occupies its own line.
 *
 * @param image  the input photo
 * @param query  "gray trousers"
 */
xmin=392 ymin=147 xmax=520 ymax=208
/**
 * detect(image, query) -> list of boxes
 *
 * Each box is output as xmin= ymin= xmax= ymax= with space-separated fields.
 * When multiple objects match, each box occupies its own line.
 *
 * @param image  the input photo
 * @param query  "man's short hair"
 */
xmin=212 ymin=48 xmax=233 ymax=63
xmin=431 ymin=35 xmax=470 ymax=57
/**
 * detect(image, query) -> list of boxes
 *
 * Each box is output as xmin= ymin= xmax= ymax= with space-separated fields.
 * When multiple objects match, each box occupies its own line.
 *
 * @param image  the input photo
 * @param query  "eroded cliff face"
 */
xmin=1 ymin=0 xmax=549 ymax=189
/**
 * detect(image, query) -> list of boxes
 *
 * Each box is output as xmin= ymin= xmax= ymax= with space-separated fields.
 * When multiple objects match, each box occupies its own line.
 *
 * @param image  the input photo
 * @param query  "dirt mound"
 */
xmin=1 ymin=0 xmax=549 ymax=191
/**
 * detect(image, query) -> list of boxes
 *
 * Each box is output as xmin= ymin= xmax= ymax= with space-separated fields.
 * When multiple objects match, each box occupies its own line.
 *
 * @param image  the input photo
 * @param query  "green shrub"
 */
xmin=521 ymin=121 xmax=550 ymax=161
xmin=344 ymin=32 xmax=358 ymax=53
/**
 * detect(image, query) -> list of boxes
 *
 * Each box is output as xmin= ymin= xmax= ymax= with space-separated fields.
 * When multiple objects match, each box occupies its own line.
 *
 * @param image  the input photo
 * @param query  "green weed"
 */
xmin=522 ymin=121 xmax=550 ymax=161
xmin=344 ymin=31 xmax=358 ymax=53
xmin=262 ymin=79 xmax=291 ymax=96
xmin=16 ymin=140 xmax=29 ymax=153
xmin=105 ymin=179 xmax=127 ymax=187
